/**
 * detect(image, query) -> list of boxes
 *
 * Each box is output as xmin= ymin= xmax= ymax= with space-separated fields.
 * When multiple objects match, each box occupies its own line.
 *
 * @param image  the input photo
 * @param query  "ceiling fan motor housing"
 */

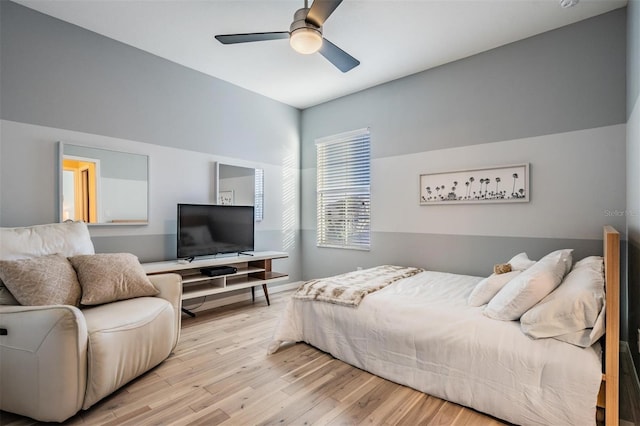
xmin=290 ymin=7 xmax=323 ymax=37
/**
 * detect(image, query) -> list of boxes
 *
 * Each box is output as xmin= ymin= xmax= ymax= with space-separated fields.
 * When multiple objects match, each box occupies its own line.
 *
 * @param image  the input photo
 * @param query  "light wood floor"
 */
xmin=1 ymin=290 xmax=638 ymax=426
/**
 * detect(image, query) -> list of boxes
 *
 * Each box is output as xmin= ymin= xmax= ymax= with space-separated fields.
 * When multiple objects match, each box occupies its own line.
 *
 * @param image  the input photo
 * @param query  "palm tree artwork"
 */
xmin=420 ymin=165 xmax=527 ymax=204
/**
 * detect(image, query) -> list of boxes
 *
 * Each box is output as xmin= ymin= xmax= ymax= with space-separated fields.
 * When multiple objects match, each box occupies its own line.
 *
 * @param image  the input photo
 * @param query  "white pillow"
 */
xmin=468 ymin=270 xmax=521 ymax=307
xmin=507 ymin=252 xmax=536 ymax=271
xmin=520 ymin=257 xmax=604 ymax=339
xmin=484 ymin=249 xmax=573 ymax=321
xmin=573 ymin=256 xmax=604 ymax=273
xmin=552 ymin=305 xmax=606 ymax=348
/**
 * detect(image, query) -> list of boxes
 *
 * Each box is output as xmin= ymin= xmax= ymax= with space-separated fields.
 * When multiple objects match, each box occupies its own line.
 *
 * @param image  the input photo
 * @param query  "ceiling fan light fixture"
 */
xmin=215 ymin=0 xmax=359 ymax=72
xmin=290 ymin=27 xmax=323 ymax=54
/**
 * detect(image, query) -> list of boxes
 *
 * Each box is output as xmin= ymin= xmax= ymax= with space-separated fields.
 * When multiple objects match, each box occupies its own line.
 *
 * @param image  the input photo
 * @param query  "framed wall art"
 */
xmin=218 ymin=190 xmax=234 ymax=205
xmin=420 ymin=163 xmax=529 ymax=205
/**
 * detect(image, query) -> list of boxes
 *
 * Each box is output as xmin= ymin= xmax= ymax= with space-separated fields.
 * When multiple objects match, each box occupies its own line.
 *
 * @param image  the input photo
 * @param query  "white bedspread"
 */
xmin=269 ymin=270 xmax=602 ymax=426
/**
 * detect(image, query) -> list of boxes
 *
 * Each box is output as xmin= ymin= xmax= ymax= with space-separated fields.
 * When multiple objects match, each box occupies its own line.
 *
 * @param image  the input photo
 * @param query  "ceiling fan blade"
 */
xmin=319 ymin=38 xmax=359 ymax=73
xmin=215 ymin=32 xmax=289 ymax=44
xmin=306 ymin=0 xmax=343 ymax=27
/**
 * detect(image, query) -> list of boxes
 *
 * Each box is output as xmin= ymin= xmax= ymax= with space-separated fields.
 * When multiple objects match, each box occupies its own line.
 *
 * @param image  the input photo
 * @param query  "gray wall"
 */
xmin=0 ymin=1 xmax=298 ymax=165
xmin=626 ymin=0 xmax=640 ymax=381
xmin=301 ymin=11 xmax=627 ymax=287
xmin=0 ymin=1 xmax=302 ymax=282
xmin=0 ymin=1 xmax=633 ymax=369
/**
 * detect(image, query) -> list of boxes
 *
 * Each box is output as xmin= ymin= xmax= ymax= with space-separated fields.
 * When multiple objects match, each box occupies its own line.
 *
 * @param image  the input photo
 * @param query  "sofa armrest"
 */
xmin=0 ymin=305 xmax=88 ymax=422
xmin=148 ymin=273 xmax=182 ymax=349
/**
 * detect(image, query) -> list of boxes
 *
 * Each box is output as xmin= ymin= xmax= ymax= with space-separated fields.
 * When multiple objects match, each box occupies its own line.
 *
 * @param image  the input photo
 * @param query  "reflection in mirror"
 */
xmin=216 ymin=163 xmax=264 ymax=221
xmin=59 ymin=142 xmax=149 ymax=225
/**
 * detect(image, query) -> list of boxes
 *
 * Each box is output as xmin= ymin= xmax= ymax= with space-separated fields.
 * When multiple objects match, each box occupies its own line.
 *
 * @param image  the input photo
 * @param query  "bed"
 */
xmin=268 ymin=226 xmax=620 ymax=426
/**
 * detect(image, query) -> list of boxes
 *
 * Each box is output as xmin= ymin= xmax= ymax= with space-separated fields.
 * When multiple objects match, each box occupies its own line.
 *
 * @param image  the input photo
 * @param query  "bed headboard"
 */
xmin=603 ymin=225 xmax=620 ymax=426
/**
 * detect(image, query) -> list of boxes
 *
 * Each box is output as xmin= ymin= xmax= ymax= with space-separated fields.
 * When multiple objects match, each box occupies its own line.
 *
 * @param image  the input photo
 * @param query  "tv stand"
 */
xmin=142 ymin=251 xmax=288 ymax=316
xmin=181 ymin=307 xmax=196 ymax=318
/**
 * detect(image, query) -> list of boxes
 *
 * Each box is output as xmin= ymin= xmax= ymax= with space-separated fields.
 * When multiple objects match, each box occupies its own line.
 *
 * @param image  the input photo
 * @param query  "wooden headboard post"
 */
xmin=603 ymin=225 xmax=620 ymax=426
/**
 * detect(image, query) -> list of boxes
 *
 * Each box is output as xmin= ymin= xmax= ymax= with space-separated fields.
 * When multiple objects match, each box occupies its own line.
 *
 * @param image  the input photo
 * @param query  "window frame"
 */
xmin=316 ymin=128 xmax=371 ymax=251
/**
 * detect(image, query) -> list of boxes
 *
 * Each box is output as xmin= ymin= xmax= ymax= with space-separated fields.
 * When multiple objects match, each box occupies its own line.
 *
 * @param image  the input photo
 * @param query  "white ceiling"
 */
xmin=15 ymin=0 xmax=627 ymax=109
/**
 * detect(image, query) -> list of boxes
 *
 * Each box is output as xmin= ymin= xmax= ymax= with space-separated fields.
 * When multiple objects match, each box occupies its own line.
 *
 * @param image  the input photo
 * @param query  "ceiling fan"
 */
xmin=214 ymin=0 xmax=360 ymax=73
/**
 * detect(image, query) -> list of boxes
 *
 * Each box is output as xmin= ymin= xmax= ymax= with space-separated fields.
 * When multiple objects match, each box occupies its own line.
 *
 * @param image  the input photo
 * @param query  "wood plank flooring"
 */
xmin=1 ymin=290 xmax=638 ymax=425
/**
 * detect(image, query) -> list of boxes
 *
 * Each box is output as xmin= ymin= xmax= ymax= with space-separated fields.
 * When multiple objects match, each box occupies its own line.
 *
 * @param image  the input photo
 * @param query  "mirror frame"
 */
xmin=58 ymin=142 xmax=150 ymax=226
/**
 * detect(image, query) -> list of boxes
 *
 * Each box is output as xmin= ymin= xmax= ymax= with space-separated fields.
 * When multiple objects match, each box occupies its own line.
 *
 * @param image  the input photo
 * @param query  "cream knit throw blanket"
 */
xmin=293 ymin=265 xmax=425 ymax=307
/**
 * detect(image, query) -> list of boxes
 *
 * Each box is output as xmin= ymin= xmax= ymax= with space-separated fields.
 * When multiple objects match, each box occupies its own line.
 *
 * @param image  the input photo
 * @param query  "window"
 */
xmin=316 ymin=128 xmax=371 ymax=250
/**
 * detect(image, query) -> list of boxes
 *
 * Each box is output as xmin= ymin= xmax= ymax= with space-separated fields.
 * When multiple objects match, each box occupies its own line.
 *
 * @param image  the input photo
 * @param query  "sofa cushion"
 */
xmin=0 ymin=222 xmax=94 ymax=261
xmin=0 ymin=305 xmax=88 ymax=422
xmin=0 ymin=254 xmax=82 ymax=306
xmin=81 ymin=297 xmax=175 ymax=409
xmin=69 ymin=253 xmax=159 ymax=305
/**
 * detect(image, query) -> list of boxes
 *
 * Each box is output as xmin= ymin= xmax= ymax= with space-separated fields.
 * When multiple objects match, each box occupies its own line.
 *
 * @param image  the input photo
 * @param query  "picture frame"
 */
xmin=420 ymin=163 xmax=529 ymax=205
xmin=218 ymin=190 xmax=234 ymax=205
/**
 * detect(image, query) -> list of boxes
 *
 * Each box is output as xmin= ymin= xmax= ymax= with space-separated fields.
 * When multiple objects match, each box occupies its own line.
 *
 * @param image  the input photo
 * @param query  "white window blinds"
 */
xmin=254 ymin=168 xmax=264 ymax=221
xmin=316 ymin=128 xmax=371 ymax=250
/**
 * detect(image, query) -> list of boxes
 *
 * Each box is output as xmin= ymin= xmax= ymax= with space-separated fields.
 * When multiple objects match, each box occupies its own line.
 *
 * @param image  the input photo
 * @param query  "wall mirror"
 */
xmin=58 ymin=142 xmax=149 ymax=225
xmin=215 ymin=163 xmax=263 ymax=221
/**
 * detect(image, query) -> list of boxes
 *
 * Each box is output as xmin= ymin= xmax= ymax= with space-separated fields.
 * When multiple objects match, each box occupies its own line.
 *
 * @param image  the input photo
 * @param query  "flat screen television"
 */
xmin=177 ymin=204 xmax=255 ymax=259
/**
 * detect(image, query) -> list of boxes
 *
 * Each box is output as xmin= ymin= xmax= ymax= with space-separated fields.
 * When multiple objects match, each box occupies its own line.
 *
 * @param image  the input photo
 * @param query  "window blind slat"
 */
xmin=316 ymin=129 xmax=371 ymax=250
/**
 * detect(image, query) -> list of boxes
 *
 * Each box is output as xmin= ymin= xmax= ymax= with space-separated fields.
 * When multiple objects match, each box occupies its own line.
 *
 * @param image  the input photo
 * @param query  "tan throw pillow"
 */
xmin=0 ymin=254 xmax=81 ymax=306
xmin=69 ymin=253 xmax=159 ymax=305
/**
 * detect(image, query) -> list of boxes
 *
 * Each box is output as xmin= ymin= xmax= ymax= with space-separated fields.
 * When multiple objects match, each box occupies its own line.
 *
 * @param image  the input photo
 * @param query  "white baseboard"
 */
xmin=621 ymin=341 xmax=640 ymax=399
xmin=183 ymin=281 xmax=301 ymax=314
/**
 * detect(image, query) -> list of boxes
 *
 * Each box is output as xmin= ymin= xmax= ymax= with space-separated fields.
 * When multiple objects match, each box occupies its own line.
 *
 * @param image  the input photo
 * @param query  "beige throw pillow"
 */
xmin=69 ymin=253 xmax=159 ymax=305
xmin=0 ymin=254 xmax=81 ymax=306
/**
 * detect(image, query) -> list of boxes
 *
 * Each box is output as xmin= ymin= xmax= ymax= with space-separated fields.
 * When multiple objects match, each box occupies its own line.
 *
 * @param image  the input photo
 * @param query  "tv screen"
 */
xmin=177 ymin=204 xmax=255 ymax=258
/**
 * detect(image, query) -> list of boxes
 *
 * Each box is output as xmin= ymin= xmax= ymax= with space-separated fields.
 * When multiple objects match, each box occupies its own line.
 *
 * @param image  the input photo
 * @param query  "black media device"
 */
xmin=177 ymin=204 xmax=255 ymax=259
xmin=200 ymin=266 xmax=238 ymax=277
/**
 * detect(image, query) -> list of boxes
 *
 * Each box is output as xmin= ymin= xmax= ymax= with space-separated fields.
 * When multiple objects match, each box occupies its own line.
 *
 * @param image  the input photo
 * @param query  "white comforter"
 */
xmin=269 ymin=270 xmax=602 ymax=426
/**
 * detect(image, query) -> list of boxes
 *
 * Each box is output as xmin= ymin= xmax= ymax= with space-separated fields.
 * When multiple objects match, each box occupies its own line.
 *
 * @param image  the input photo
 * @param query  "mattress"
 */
xmin=268 ymin=270 xmax=603 ymax=426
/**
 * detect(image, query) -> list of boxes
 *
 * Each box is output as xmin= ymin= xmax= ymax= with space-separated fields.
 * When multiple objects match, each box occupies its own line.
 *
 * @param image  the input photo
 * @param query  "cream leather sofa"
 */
xmin=0 ymin=222 xmax=182 ymax=422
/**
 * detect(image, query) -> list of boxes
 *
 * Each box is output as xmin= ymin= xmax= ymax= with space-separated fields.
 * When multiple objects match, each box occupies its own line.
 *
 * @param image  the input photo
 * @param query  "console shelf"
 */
xmin=142 ymin=251 xmax=288 ymax=311
xmin=180 ymin=266 xmax=266 ymax=284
